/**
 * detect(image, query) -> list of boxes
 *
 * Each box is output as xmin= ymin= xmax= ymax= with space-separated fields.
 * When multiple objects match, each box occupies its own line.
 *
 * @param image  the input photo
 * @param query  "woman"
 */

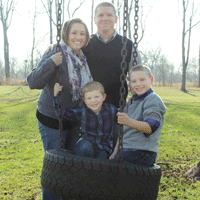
xmin=27 ymin=18 xmax=92 ymax=200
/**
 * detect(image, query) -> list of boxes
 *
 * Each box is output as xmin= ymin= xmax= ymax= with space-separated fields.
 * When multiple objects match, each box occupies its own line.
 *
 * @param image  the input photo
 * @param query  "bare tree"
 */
xmin=0 ymin=0 xmax=17 ymax=79
xmin=0 ymin=59 xmax=4 ymax=82
xmin=67 ymin=0 xmax=85 ymax=18
xmin=178 ymin=0 xmax=200 ymax=92
xmin=10 ymin=56 xmax=18 ymax=79
xmin=41 ymin=0 xmax=55 ymax=44
xmin=199 ymin=44 xmax=200 ymax=87
xmin=115 ymin=0 xmax=123 ymax=34
xmin=187 ymin=57 xmax=198 ymax=83
xmin=124 ymin=0 xmax=153 ymax=43
xmin=141 ymin=47 xmax=179 ymax=86
xmin=30 ymin=0 xmax=37 ymax=70
xmin=142 ymin=47 xmax=162 ymax=75
xmin=40 ymin=0 xmax=85 ymax=45
xmin=91 ymin=0 xmax=94 ymax=34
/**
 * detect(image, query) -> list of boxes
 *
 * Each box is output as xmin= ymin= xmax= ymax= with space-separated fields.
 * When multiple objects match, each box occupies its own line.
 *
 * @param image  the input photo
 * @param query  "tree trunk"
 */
xmin=181 ymin=0 xmax=187 ymax=92
xmin=199 ymin=44 xmax=200 ymax=87
xmin=0 ymin=0 xmax=16 ymax=80
xmin=181 ymin=63 xmax=187 ymax=92
xmin=3 ymin=25 xmax=10 ymax=79
xmin=91 ymin=0 xmax=94 ymax=34
xmin=49 ymin=1 xmax=53 ymax=44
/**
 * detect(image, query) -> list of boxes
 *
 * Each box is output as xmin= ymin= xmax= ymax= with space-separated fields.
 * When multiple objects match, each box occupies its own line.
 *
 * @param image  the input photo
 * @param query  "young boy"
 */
xmin=109 ymin=64 xmax=167 ymax=166
xmin=53 ymin=81 xmax=118 ymax=159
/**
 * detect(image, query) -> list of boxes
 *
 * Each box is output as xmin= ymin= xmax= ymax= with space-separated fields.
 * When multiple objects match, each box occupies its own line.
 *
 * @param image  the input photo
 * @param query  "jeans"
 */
xmin=75 ymin=138 xmax=109 ymax=159
xmin=114 ymin=149 xmax=157 ymax=167
xmin=38 ymin=120 xmax=73 ymax=200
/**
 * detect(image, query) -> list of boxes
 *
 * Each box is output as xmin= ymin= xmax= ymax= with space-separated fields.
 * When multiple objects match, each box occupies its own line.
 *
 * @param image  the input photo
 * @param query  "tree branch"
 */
xmin=72 ymin=0 xmax=85 ymax=18
xmin=185 ymin=20 xmax=200 ymax=34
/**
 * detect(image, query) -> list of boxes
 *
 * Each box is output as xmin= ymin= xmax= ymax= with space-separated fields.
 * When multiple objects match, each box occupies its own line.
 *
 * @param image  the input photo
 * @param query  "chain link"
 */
xmin=132 ymin=0 xmax=139 ymax=67
xmin=56 ymin=0 xmax=64 ymax=149
xmin=56 ymin=0 xmax=62 ymax=53
xmin=118 ymin=0 xmax=129 ymax=162
xmin=118 ymin=0 xmax=139 ymax=161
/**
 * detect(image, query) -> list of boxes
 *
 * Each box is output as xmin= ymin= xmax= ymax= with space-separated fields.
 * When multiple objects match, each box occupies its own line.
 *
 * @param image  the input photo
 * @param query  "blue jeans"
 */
xmin=38 ymin=120 xmax=73 ymax=200
xmin=114 ymin=149 xmax=157 ymax=167
xmin=75 ymin=138 xmax=109 ymax=159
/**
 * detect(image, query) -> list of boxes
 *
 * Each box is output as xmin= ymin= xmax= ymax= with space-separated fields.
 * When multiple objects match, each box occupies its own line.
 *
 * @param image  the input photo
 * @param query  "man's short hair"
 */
xmin=94 ymin=2 xmax=116 ymax=16
xmin=82 ymin=81 xmax=105 ymax=97
xmin=128 ymin=65 xmax=153 ymax=80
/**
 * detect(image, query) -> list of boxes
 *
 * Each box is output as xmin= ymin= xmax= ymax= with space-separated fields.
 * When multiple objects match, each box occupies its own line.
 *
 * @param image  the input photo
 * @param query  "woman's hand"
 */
xmin=51 ymin=52 xmax=62 ymax=66
xmin=54 ymin=83 xmax=63 ymax=96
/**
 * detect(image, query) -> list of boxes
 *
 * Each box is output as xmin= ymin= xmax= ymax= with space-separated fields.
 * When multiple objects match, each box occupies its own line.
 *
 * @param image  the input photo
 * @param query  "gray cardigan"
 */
xmin=123 ymin=92 xmax=167 ymax=153
xmin=27 ymin=49 xmax=81 ymax=120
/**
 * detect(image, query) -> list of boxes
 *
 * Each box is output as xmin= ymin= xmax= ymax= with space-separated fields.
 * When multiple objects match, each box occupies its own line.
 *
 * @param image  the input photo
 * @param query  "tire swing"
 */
xmin=41 ymin=0 xmax=162 ymax=199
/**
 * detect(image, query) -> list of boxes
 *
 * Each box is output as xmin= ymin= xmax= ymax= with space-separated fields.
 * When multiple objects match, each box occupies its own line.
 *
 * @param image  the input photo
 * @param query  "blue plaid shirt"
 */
xmin=53 ymin=97 xmax=118 ymax=152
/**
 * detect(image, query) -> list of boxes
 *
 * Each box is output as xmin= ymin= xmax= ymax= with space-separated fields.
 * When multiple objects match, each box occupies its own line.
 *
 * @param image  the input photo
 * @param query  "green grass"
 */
xmin=0 ymin=86 xmax=43 ymax=199
xmin=0 ymin=85 xmax=200 ymax=199
xmin=153 ymin=86 xmax=200 ymax=200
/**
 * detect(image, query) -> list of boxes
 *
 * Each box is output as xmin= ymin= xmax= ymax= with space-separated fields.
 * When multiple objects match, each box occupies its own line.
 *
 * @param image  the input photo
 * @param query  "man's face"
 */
xmin=94 ymin=6 xmax=117 ymax=33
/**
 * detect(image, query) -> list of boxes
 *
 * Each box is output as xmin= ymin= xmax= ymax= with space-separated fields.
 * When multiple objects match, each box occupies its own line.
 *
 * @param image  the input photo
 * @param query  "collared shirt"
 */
xmin=130 ymin=88 xmax=160 ymax=135
xmin=96 ymin=31 xmax=118 ymax=44
xmin=131 ymin=88 xmax=154 ymax=102
xmin=53 ymin=97 xmax=118 ymax=152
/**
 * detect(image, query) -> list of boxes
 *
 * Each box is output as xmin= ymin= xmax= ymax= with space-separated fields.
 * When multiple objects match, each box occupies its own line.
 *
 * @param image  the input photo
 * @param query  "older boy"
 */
xmin=54 ymin=81 xmax=118 ymax=159
xmin=110 ymin=65 xmax=167 ymax=166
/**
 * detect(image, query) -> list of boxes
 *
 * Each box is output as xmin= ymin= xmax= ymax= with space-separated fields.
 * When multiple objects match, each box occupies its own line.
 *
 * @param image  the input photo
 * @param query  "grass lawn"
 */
xmin=0 ymin=85 xmax=200 ymax=199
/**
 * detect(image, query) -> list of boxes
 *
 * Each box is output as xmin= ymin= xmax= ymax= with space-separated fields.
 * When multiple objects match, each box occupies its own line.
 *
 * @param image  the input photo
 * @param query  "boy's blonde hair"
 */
xmin=82 ymin=81 xmax=105 ymax=98
xmin=128 ymin=64 xmax=152 ymax=80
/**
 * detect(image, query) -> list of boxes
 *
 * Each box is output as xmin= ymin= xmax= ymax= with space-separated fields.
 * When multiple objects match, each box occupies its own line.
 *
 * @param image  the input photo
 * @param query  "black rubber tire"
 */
xmin=41 ymin=149 xmax=161 ymax=200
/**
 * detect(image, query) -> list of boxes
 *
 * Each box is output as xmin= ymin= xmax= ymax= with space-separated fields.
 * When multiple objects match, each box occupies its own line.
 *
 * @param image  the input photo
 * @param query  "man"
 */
xmin=82 ymin=2 xmax=142 ymax=108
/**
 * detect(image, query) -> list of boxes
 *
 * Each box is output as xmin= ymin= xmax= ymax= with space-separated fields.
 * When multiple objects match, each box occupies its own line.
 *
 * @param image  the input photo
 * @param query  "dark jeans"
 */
xmin=114 ymin=149 xmax=157 ymax=167
xmin=38 ymin=120 xmax=73 ymax=200
xmin=75 ymin=138 xmax=109 ymax=159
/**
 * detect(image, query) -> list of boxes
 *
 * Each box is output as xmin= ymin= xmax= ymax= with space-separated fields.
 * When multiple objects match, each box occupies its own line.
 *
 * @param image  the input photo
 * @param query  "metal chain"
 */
xmin=56 ymin=0 xmax=64 ymax=149
xmin=132 ymin=0 xmax=139 ymax=67
xmin=118 ymin=0 xmax=139 ymax=161
xmin=118 ymin=0 xmax=129 ymax=162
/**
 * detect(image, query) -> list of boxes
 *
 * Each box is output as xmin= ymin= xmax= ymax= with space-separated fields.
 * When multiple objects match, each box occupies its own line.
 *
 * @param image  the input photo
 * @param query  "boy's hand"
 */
xmin=51 ymin=52 xmax=62 ymax=66
xmin=54 ymin=83 xmax=63 ymax=96
xmin=117 ymin=112 xmax=130 ymax=126
xmin=109 ymin=150 xmax=117 ymax=160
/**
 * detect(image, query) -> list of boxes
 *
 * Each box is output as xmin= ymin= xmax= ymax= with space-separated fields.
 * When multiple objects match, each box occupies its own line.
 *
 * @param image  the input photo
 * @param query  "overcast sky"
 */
xmin=0 ymin=0 xmax=200 ymax=70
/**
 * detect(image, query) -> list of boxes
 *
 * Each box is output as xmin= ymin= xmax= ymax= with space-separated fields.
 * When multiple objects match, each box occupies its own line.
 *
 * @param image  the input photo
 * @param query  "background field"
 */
xmin=0 ymin=85 xmax=200 ymax=199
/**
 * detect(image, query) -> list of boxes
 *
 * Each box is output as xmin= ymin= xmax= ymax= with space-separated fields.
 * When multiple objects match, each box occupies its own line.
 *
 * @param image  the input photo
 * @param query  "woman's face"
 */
xmin=68 ymin=23 xmax=87 ymax=54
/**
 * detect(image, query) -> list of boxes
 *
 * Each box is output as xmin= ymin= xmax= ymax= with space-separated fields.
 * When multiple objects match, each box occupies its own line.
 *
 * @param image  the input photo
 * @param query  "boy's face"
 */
xmin=130 ymin=71 xmax=154 ymax=96
xmin=83 ymin=90 xmax=106 ymax=113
